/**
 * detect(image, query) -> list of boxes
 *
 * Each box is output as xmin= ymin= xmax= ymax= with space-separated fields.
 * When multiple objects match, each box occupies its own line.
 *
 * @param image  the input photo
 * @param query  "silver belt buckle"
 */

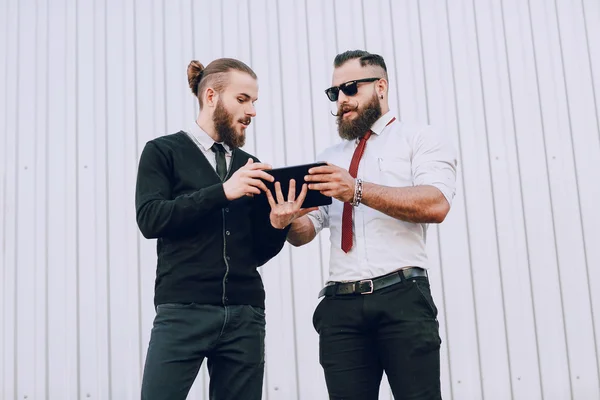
xmin=358 ymin=279 xmax=374 ymax=294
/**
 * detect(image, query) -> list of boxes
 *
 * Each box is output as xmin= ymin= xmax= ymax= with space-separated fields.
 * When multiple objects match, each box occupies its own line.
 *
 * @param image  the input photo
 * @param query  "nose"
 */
xmin=246 ymin=103 xmax=256 ymax=117
xmin=337 ymin=91 xmax=349 ymax=104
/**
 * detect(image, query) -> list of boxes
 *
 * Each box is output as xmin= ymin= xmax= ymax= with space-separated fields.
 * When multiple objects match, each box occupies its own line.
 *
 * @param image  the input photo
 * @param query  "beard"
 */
xmin=213 ymin=99 xmax=248 ymax=149
xmin=336 ymin=92 xmax=382 ymax=141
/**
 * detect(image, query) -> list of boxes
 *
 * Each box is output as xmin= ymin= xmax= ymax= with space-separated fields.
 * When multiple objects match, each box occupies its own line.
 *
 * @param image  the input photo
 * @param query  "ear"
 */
xmin=204 ymin=87 xmax=217 ymax=107
xmin=377 ymin=79 xmax=388 ymax=99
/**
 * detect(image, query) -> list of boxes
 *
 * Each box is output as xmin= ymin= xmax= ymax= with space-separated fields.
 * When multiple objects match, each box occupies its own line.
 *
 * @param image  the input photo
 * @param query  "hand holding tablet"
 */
xmin=261 ymin=162 xmax=333 ymax=209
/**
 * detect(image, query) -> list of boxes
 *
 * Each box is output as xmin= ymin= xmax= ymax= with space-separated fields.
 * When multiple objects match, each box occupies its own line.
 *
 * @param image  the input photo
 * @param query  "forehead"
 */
xmin=332 ymin=59 xmax=380 ymax=86
xmin=224 ymin=70 xmax=258 ymax=97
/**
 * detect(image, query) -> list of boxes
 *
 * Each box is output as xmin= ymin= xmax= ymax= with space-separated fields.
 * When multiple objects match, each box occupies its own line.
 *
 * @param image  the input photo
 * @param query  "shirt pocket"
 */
xmin=376 ymin=156 xmax=413 ymax=186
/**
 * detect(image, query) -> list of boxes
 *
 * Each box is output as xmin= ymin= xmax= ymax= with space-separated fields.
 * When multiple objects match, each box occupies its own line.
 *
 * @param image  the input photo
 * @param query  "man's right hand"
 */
xmin=223 ymin=158 xmax=274 ymax=201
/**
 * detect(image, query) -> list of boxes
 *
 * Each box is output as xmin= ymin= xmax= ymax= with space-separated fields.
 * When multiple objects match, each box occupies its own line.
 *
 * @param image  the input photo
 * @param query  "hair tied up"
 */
xmin=187 ymin=60 xmax=205 ymax=96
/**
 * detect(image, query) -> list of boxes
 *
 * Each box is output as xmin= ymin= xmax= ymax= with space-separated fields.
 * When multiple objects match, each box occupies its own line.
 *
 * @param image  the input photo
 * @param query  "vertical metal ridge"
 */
xmin=220 ymin=0 xmax=224 ymax=56
xmin=247 ymin=0 xmax=258 ymax=156
xmin=442 ymin=0 xmax=484 ymax=397
xmin=304 ymin=0 xmax=327 ymax=299
xmin=43 ymin=0 xmax=50 ymax=396
xmin=33 ymin=0 xmax=40 ymax=393
xmin=103 ymin=0 xmax=113 ymax=396
xmin=360 ymin=0 xmax=367 ymax=49
xmin=471 ymin=0 xmax=514 ymax=397
xmin=332 ymin=0 xmax=339 ymax=53
xmin=416 ymin=1 xmax=431 ymax=124
xmin=580 ymin=0 xmax=600 ymax=144
xmin=580 ymin=0 xmax=600 ymax=383
xmin=131 ymin=0 xmax=144 ymax=377
xmin=552 ymin=0 xmax=600 ymax=392
xmin=13 ymin=0 xmax=21 ymax=395
xmin=274 ymin=2 xmax=299 ymax=395
xmin=525 ymin=0 xmax=573 ymax=397
xmin=419 ymin=3 xmax=453 ymax=398
xmin=303 ymin=0 xmax=317 ymax=162
xmin=161 ymin=0 xmax=167 ymax=132
xmin=387 ymin=0 xmax=402 ymax=120
xmin=498 ymin=0 xmax=543 ymax=395
xmin=73 ymin=0 xmax=82 ymax=395
xmin=0 ymin=0 xmax=7 ymax=395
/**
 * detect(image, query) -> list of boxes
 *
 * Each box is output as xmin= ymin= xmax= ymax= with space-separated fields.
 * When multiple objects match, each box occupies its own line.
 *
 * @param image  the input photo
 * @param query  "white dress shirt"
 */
xmin=184 ymin=122 xmax=232 ymax=170
xmin=307 ymin=112 xmax=457 ymax=282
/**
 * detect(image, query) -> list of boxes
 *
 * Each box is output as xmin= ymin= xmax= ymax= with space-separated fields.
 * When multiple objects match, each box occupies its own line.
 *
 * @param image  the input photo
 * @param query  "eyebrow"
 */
xmin=238 ymin=93 xmax=258 ymax=102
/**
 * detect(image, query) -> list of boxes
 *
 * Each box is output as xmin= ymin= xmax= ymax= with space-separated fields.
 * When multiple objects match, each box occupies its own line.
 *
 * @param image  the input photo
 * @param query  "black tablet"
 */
xmin=262 ymin=162 xmax=332 ymax=209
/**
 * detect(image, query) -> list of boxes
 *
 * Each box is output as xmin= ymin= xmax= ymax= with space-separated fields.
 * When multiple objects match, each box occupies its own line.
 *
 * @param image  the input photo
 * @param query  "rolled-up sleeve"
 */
xmin=412 ymin=126 xmax=458 ymax=206
xmin=307 ymin=205 xmax=330 ymax=234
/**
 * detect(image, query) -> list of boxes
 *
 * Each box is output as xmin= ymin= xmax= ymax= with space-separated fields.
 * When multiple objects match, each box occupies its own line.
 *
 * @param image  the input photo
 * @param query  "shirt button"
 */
xmin=225 ymin=278 xmax=229 ymax=283
xmin=226 ymin=231 xmax=230 ymax=236
xmin=224 ymin=296 xmax=228 ymax=301
xmin=226 ymin=256 xmax=231 ymax=261
xmin=225 ymin=208 xmax=229 ymax=212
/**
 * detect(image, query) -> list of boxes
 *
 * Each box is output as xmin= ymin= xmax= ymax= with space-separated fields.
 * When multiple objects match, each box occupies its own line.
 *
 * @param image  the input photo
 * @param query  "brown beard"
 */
xmin=336 ymin=93 xmax=382 ymax=141
xmin=213 ymin=99 xmax=247 ymax=148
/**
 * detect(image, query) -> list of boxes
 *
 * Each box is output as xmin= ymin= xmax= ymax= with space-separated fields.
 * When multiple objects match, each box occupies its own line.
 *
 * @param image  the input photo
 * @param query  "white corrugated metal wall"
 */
xmin=1 ymin=0 xmax=599 ymax=399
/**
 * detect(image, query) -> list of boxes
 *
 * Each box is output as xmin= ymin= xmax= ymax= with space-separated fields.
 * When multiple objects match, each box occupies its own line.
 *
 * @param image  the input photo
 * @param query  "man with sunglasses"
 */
xmin=287 ymin=50 xmax=457 ymax=399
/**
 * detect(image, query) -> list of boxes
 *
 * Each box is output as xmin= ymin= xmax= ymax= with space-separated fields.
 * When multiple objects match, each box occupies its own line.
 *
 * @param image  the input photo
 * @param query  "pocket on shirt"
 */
xmin=376 ymin=157 xmax=412 ymax=186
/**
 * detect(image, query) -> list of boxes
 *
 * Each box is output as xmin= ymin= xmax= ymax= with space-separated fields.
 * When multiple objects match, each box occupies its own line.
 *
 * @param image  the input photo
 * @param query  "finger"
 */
xmin=246 ymin=169 xmax=275 ymax=182
xmin=246 ymin=178 xmax=270 ymax=193
xmin=295 ymin=183 xmax=309 ymax=206
xmin=265 ymin=186 xmax=277 ymax=208
xmin=246 ymin=186 xmax=261 ymax=195
xmin=304 ymin=173 xmax=337 ymax=183
xmin=246 ymin=162 xmax=272 ymax=171
xmin=308 ymin=182 xmax=336 ymax=191
xmin=274 ymin=181 xmax=285 ymax=203
xmin=308 ymin=165 xmax=336 ymax=175
xmin=287 ymin=179 xmax=296 ymax=202
xmin=246 ymin=158 xmax=253 ymax=165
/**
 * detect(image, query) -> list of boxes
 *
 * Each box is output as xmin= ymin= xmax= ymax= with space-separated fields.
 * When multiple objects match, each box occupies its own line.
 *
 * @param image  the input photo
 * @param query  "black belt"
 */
xmin=318 ymin=267 xmax=427 ymax=298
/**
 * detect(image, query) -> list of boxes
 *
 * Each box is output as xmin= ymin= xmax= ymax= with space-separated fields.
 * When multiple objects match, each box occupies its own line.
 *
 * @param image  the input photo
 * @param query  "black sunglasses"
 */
xmin=324 ymin=77 xmax=381 ymax=102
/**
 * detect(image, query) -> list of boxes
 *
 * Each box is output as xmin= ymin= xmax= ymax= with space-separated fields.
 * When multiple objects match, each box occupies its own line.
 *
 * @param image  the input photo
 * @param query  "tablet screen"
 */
xmin=261 ymin=162 xmax=332 ymax=209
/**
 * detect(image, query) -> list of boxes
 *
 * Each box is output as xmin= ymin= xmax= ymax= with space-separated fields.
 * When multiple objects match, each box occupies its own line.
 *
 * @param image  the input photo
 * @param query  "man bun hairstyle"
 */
xmin=187 ymin=60 xmax=205 ymax=96
xmin=187 ymin=58 xmax=257 ymax=108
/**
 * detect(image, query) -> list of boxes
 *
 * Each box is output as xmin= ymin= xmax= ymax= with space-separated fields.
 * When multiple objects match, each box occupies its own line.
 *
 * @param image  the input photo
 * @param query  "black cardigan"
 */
xmin=135 ymin=131 xmax=290 ymax=308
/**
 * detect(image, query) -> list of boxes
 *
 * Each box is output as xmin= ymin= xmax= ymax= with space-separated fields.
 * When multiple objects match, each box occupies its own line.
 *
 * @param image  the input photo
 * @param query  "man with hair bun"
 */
xmin=135 ymin=58 xmax=312 ymax=400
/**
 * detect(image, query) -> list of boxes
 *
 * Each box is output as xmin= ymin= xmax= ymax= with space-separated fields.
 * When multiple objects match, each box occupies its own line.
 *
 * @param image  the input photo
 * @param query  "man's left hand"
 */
xmin=266 ymin=179 xmax=318 ymax=229
xmin=304 ymin=163 xmax=354 ymax=203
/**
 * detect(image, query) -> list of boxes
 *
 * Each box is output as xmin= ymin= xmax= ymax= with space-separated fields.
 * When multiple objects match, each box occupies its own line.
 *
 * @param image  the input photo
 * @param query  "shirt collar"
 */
xmin=369 ymin=111 xmax=397 ymax=136
xmin=189 ymin=121 xmax=232 ymax=154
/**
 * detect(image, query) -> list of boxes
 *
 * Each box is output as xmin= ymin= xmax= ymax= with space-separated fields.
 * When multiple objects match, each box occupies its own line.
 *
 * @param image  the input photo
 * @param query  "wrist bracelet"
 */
xmin=351 ymin=178 xmax=363 ymax=207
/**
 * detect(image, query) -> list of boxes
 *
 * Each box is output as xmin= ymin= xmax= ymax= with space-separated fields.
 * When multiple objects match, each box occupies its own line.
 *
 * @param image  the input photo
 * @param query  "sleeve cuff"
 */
xmin=192 ymin=183 xmax=229 ymax=209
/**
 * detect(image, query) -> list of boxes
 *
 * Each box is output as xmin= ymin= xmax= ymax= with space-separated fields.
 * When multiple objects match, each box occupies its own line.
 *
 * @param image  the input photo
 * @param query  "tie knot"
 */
xmin=211 ymin=142 xmax=226 ymax=153
xmin=361 ymin=130 xmax=373 ymax=142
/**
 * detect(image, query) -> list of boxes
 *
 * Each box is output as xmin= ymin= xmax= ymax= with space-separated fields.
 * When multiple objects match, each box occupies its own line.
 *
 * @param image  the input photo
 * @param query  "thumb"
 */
xmin=246 ymin=158 xmax=254 ymax=165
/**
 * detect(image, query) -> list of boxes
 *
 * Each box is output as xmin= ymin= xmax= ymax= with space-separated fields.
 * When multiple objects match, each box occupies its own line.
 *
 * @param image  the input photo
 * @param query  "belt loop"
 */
xmin=398 ymin=269 xmax=406 ymax=282
xmin=331 ymin=283 xmax=338 ymax=298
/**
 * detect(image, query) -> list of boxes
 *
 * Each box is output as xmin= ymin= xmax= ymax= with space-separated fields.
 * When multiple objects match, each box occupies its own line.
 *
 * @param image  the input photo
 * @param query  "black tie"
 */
xmin=211 ymin=143 xmax=227 ymax=181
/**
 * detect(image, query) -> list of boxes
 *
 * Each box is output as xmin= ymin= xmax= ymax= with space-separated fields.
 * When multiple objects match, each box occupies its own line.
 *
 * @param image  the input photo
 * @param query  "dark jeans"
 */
xmin=313 ymin=276 xmax=442 ymax=400
xmin=141 ymin=303 xmax=266 ymax=400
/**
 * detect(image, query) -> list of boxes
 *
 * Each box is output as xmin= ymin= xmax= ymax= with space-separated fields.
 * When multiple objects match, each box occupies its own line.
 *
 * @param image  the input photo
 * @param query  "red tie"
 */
xmin=341 ymin=117 xmax=396 ymax=253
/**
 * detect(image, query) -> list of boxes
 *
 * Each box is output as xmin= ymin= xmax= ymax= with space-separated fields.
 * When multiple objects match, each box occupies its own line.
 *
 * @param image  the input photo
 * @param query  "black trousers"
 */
xmin=141 ymin=303 xmax=266 ymax=400
xmin=313 ymin=276 xmax=442 ymax=400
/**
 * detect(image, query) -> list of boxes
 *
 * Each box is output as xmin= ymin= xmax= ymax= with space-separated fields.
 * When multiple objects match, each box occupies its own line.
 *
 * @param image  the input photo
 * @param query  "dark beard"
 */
xmin=213 ymin=99 xmax=246 ymax=148
xmin=336 ymin=93 xmax=382 ymax=141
